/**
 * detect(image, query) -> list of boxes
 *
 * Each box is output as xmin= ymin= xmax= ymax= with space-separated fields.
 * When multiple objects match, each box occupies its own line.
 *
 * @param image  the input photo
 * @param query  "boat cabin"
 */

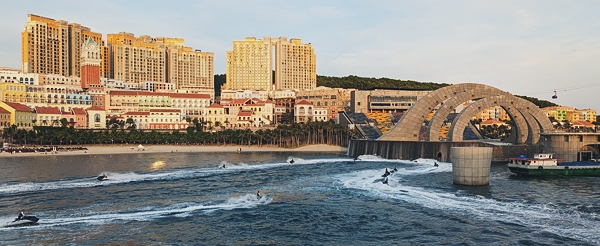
xmin=534 ymin=153 xmax=554 ymax=159
xmin=509 ymin=153 xmax=560 ymax=167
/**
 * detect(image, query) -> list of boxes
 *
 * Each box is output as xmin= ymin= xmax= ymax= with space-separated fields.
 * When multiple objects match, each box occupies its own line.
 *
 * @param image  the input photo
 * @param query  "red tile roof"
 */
xmin=123 ymin=112 xmax=150 ymax=116
xmin=86 ymin=106 xmax=105 ymax=111
xmin=170 ymin=93 xmax=211 ymax=99
xmin=72 ymin=108 xmax=87 ymax=115
xmin=35 ymin=106 xmax=62 ymax=114
xmin=296 ymin=100 xmax=313 ymax=105
xmin=3 ymin=102 xmax=32 ymax=112
xmin=109 ymin=90 xmax=139 ymax=96
xmin=0 ymin=107 xmax=10 ymax=114
xmin=572 ymin=120 xmax=594 ymax=128
xmin=109 ymin=90 xmax=210 ymax=99
xmin=150 ymin=109 xmax=181 ymax=113
xmin=237 ymin=111 xmax=253 ymax=116
xmin=207 ymin=103 xmax=224 ymax=108
xmin=231 ymin=98 xmax=250 ymax=104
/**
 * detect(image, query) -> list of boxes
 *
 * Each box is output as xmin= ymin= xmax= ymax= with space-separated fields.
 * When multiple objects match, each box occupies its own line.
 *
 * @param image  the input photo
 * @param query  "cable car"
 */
xmin=552 ymin=90 xmax=557 ymax=99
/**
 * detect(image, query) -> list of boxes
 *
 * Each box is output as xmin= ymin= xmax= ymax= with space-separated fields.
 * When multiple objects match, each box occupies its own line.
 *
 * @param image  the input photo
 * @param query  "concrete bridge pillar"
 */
xmin=451 ymin=147 xmax=493 ymax=186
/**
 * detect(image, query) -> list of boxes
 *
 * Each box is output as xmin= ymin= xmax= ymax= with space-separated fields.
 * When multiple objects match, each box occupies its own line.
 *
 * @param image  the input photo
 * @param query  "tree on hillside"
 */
xmin=214 ymin=74 xmax=226 ymax=98
xmin=316 ymin=75 xmax=450 ymax=90
xmin=515 ymin=95 xmax=557 ymax=108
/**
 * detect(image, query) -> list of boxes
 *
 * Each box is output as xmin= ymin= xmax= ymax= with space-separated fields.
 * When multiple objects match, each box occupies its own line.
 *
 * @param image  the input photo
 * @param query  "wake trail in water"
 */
xmin=0 ymin=193 xmax=271 ymax=230
xmin=336 ymin=165 xmax=600 ymax=244
xmin=0 ymin=157 xmax=355 ymax=195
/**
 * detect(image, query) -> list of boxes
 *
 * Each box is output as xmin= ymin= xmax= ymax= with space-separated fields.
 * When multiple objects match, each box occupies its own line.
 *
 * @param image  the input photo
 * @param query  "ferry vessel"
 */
xmin=508 ymin=153 xmax=600 ymax=176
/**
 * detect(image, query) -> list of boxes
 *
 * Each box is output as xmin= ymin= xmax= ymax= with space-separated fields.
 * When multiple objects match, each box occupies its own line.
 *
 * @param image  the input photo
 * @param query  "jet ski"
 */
xmin=97 ymin=174 xmax=108 ymax=181
xmin=219 ymin=164 xmax=227 ymax=169
xmin=289 ymin=159 xmax=295 ymax=164
xmin=381 ymin=168 xmax=391 ymax=177
xmin=5 ymin=216 xmax=39 ymax=227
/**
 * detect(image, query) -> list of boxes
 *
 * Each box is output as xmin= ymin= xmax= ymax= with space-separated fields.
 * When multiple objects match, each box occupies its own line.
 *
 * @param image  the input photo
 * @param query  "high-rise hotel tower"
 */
xmin=225 ymin=36 xmax=316 ymax=92
xmin=22 ymin=14 xmax=106 ymax=78
xmin=107 ymin=32 xmax=214 ymax=90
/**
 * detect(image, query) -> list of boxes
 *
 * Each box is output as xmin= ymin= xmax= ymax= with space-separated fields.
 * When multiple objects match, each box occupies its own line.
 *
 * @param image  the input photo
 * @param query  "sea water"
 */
xmin=0 ymin=151 xmax=598 ymax=245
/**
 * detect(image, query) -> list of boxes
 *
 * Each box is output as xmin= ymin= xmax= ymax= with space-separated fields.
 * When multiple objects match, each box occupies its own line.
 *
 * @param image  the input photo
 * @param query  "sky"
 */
xmin=0 ymin=0 xmax=599 ymax=111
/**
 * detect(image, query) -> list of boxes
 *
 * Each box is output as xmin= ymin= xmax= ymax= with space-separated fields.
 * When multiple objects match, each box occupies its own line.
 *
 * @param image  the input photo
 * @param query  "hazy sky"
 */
xmin=1 ymin=0 xmax=599 ymax=111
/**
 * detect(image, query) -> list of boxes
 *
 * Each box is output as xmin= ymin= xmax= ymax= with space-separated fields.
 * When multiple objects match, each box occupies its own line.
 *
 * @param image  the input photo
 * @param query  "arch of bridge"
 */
xmin=378 ymin=83 xmax=553 ymax=144
xmin=379 ymin=83 xmax=490 ymax=141
xmin=448 ymin=95 xmax=552 ymax=144
xmin=424 ymin=87 xmax=512 ymax=141
xmin=447 ymin=95 xmax=529 ymax=143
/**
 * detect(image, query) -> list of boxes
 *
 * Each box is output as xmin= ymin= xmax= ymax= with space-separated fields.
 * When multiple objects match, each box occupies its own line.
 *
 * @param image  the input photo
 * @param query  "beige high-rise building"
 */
xmin=107 ymin=32 xmax=168 ymax=84
xmin=108 ymin=32 xmax=213 ymax=90
xmin=22 ymin=14 xmax=104 ymax=77
xmin=167 ymin=45 xmax=214 ymax=91
xmin=225 ymin=37 xmax=273 ymax=91
xmin=225 ymin=36 xmax=316 ymax=92
xmin=274 ymin=37 xmax=316 ymax=91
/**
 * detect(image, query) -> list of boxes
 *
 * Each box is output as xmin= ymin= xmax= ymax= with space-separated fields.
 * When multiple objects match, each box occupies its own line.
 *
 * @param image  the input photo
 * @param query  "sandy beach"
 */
xmin=0 ymin=144 xmax=348 ymax=158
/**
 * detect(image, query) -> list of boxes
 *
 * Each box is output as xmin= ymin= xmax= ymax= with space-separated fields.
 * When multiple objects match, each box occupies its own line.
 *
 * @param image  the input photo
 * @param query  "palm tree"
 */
xmin=60 ymin=118 xmax=69 ymax=128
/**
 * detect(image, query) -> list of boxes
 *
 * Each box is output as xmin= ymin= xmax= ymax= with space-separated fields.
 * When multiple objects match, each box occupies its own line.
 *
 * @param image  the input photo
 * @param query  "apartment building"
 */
xmin=203 ymin=103 xmax=227 ymax=128
xmin=0 ymin=101 xmax=35 ymax=128
xmin=294 ymin=99 xmax=328 ymax=123
xmin=107 ymin=90 xmax=211 ymax=118
xmin=22 ymin=14 xmax=104 ymax=77
xmin=34 ymin=106 xmax=63 ymax=126
xmin=225 ymin=37 xmax=273 ymax=91
xmin=295 ymin=87 xmax=353 ymax=120
xmin=107 ymin=32 xmax=214 ymax=91
xmin=224 ymin=36 xmax=316 ymax=92
xmin=167 ymin=45 xmax=214 ymax=92
xmin=543 ymin=106 xmax=597 ymax=123
xmin=274 ymin=37 xmax=316 ymax=91
xmin=350 ymin=89 xmax=431 ymax=114
xmin=0 ymin=107 xmax=10 ymax=127
xmin=0 ymin=69 xmax=39 ymax=85
xmin=0 ymin=81 xmax=27 ymax=103
xmin=86 ymin=106 xmax=107 ymax=129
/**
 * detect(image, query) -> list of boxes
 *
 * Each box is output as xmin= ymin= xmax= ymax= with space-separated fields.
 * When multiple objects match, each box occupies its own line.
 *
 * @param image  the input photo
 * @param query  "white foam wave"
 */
xmin=0 ymin=193 xmax=271 ymax=230
xmin=336 ymin=168 xmax=600 ymax=244
xmin=0 ymin=157 xmax=354 ymax=195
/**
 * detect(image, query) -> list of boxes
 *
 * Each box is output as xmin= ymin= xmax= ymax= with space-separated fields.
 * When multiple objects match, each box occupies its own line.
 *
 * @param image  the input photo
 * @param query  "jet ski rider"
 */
xmin=14 ymin=210 xmax=24 ymax=222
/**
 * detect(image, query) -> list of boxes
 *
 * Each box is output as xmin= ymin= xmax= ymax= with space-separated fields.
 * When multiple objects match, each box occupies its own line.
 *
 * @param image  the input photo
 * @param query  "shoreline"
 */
xmin=0 ymin=144 xmax=348 ymax=158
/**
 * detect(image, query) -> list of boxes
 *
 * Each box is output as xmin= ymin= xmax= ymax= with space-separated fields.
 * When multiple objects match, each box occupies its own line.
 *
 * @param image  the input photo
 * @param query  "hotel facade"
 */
xmin=224 ymin=36 xmax=316 ymax=92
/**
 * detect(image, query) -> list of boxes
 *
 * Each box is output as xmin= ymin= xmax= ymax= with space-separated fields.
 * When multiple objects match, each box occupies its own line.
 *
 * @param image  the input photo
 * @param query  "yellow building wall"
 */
xmin=0 ymin=82 xmax=27 ymax=103
xmin=0 ymin=102 xmax=35 ymax=128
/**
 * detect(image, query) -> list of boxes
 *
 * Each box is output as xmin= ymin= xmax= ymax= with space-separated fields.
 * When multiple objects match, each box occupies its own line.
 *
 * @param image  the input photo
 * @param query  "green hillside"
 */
xmin=317 ymin=75 xmax=450 ymax=90
xmin=215 ymin=74 xmax=556 ymax=108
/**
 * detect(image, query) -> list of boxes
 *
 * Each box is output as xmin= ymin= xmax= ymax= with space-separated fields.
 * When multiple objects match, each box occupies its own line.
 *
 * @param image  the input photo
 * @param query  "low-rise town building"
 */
xmin=0 ymin=101 xmax=35 ymax=128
